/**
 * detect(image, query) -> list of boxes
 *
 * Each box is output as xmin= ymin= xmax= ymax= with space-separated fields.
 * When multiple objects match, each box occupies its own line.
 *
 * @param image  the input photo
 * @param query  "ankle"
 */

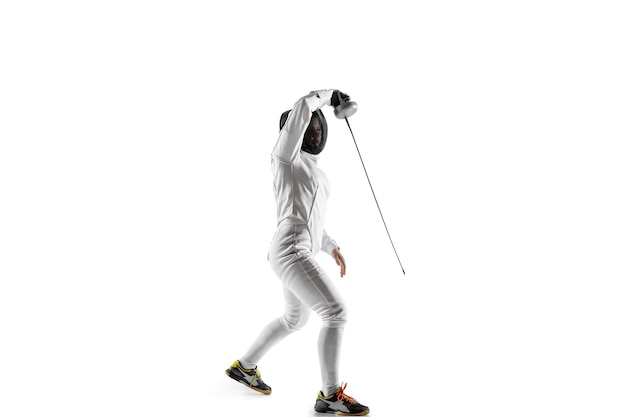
xmin=238 ymin=359 xmax=255 ymax=371
xmin=322 ymin=384 xmax=339 ymax=397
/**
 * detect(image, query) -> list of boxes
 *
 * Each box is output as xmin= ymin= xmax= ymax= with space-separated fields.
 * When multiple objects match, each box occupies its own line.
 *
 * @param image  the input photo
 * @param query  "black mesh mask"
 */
xmin=279 ymin=109 xmax=328 ymax=155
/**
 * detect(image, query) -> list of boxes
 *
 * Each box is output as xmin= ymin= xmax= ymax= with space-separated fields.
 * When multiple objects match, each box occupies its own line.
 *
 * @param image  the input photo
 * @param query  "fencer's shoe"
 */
xmin=225 ymin=360 xmax=272 ymax=395
xmin=314 ymin=383 xmax=369 ymax=416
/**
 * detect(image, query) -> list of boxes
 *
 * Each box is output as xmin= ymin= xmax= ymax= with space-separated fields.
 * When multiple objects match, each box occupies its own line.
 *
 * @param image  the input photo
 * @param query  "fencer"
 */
xmin=225 ymin=89 xmax=369 ymax=416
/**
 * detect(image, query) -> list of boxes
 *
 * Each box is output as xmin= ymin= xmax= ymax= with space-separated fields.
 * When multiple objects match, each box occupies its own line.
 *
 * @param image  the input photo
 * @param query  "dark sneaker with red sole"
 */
xmin=314 ymin=383 xmax=369 ymax=415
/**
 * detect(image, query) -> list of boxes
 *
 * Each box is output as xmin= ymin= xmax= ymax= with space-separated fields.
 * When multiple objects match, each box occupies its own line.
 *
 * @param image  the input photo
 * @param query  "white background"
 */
xmin=1 ymin=1 xmax=625 ymax=416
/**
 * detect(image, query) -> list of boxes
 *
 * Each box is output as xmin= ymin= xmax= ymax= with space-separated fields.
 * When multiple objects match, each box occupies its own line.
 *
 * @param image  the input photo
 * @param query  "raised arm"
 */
xmin=272 ymin=90 xmax=333 ymax=163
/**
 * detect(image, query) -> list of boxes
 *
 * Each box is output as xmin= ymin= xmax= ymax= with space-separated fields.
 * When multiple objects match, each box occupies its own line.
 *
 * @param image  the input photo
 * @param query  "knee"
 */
xmin=321 ymin=302 xmax=348 ymax=328
xmin=280 ymin=308 xmax=311 ymax=332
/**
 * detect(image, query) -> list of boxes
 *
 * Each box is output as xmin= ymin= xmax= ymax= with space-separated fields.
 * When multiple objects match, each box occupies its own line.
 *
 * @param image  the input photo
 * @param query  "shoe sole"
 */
xmin=225 ymin=369 xmax=272 ymax=395
xmin=313 ymin=409 xmax=369 ymax=416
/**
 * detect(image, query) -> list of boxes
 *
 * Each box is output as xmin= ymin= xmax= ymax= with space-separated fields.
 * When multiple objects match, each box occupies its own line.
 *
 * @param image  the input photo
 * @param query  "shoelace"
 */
xmin=253 ymin=368 xmax=262 ymax=384
xmin=240 ymin=363 xmax=261 ymax=386
xmin=336 ymin=382 xmax=356 ymax=404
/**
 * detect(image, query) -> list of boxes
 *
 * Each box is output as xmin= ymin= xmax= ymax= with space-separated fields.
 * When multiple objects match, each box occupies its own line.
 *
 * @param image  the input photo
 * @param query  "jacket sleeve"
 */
xmin=321 ymin=229 xmax=340 ymax=255
xmin=272 ymin=90 xmax=333 ymax=163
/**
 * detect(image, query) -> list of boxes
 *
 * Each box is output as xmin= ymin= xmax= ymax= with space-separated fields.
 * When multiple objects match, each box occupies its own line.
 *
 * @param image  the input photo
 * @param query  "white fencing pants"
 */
xmin=240 ymin=224 xmax=348 ymax=396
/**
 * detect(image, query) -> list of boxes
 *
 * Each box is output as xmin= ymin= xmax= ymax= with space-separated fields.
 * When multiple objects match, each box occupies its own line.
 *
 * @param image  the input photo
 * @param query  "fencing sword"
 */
xmin=334 ymin=100 xmax=406 ymax=275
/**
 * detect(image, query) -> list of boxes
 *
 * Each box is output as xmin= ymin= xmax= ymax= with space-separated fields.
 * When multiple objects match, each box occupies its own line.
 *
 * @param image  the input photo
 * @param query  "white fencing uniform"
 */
xmin=240 ymin=90 xmax=347 ymax=396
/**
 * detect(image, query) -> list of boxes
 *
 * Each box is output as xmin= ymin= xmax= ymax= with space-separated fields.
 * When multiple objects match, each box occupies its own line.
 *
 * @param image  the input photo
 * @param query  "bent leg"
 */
xmin=240 ymin=286 xmax=311 ymax=369
xmin=279 ymin=252 xmax=348 ymax=396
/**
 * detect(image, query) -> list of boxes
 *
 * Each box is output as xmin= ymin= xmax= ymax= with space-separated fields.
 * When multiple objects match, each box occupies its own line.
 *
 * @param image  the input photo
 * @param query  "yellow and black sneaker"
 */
xmin=314 ymin=383 xmax=369 ymax=415
xmin=225 ymin=360 xmax=272 ymax=395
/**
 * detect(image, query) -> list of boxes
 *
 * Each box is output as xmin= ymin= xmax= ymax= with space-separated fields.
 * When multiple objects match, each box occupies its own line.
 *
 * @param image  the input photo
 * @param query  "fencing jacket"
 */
xmin=271 ymin=90 xmax=339 ymax=256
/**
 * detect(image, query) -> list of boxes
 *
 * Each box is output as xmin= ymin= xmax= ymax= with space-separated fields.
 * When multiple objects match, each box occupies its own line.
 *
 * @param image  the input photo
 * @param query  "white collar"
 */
xmin=300 ymin=151 xmax=321 ymax=163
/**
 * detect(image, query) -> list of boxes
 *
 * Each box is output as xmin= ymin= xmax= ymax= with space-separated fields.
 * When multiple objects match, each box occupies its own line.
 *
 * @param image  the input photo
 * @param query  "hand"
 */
xmin=331 ymin=90 xmax=351 ymax=108
xmin=332 ymin=248 xmax=346 ymax=277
